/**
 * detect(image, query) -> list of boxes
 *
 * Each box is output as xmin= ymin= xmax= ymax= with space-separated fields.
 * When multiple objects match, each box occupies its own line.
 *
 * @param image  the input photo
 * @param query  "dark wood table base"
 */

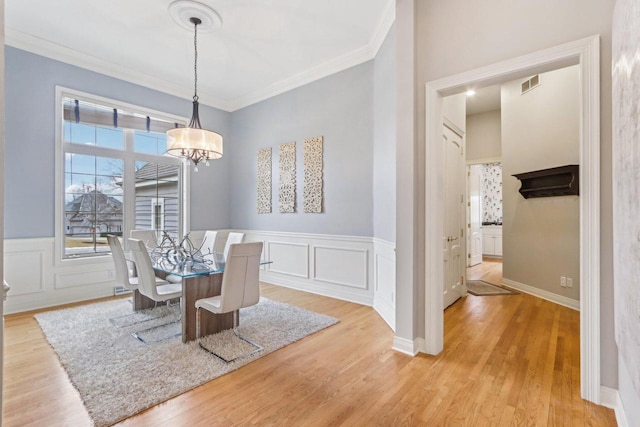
xmin=181 ymin=274 xmax=236 ymax=343
xmin=133 ymin=272 xmax=236 ymax=343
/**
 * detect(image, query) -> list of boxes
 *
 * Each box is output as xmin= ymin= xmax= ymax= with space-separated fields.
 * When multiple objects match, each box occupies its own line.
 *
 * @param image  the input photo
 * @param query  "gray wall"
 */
xmin=373 ymin=24 xmax=396 ymax=242
xmin=395 ymin=0 xmax=420 ymax=340
xmin=4 ymin=47 xmax=232 ymax=238
xmin=442 ymin=93 xmax=466 ymax=131
xmin=229 ymin=61 xmax=374 ymax=236
xmin=466 ymin=110 xmax=501 ymax=161
xmin=395 ymin=0 xmax=617 ymax=387
xmin=501 ymin=66 xmax=580 ymax=301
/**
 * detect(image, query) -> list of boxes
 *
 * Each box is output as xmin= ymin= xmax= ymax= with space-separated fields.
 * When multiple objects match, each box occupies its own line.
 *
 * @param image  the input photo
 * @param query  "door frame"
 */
xmin=424 ymin=36 xmax=601 ymax=403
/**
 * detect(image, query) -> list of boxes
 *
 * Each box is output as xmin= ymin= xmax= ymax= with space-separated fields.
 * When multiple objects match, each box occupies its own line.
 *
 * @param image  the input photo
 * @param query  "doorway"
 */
xmin=424 ymin=36 xmax=601 ymax=403
xmin=467 ymin=161 xmax=503 ymax=279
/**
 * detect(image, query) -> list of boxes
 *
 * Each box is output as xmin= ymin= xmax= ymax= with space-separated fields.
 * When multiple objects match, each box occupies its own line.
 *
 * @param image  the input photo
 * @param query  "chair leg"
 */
xmin=109 ymin=298 xmax=174 ymax=328
xmin=109 ymin=311 xmax=163 ymax=328
xmin=132 ymin=300 xmax=182 ymax=344
xmin=197 ymin=309 xmax=263 ymax=363
xmin=196 ymin=306 xmax=201 ymax=340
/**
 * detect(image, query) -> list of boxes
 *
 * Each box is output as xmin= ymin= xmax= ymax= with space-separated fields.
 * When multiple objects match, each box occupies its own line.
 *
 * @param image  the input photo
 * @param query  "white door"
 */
xmin=443 ymin=126 xmax=465 ymax=309
xmin=467 ymin=164 xmax=482 ymax=266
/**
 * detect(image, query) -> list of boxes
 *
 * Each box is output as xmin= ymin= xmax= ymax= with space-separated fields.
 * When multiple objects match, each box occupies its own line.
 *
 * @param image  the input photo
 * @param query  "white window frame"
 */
xmin=54 ymin=86 xmax=190 ymax=265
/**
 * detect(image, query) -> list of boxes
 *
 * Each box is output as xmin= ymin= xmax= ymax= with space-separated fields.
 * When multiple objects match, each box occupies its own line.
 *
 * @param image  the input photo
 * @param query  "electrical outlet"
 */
xmin=567 ymin=278 xmax=573 ymax=288
xmin=560 ymin=276 xmax=566 ymax=287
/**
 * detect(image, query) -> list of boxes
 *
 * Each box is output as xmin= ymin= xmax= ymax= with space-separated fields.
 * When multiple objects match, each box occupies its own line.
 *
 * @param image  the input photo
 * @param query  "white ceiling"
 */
xmin=466 ymin=84 xmax=501 ymax=116
xmin=6 ymin=0 xmax=394 ymax=111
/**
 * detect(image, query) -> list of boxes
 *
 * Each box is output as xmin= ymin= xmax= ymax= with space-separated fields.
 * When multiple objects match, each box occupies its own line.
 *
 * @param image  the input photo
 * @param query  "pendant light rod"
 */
xmin=166 ymin=2 xmax=224 ymax=170
xmin=189 ymin=16 xmax=203 ymax=129
xmin=190 ymin=17 xmax=201 ymax=102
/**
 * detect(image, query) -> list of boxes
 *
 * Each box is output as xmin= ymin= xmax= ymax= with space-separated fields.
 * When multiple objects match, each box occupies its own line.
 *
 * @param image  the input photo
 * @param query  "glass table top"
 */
xmin=152 ymin=256 xmax=225 ymax=278
xmin=151 ymin=254 xmax=271 ymax=279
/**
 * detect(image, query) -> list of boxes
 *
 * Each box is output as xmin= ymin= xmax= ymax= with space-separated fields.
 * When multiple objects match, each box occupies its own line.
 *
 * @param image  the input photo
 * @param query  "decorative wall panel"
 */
xmin=279 ymin=142 xmax=296 ymax=213
xmin=256 ymin=148 xmax=272 ymax=214
xmin=4 ymin=251 xmax=44 ymax=295
xmin=267 ymin=241 xmax=309 ymax=278
xmin=313 ymin=246 xmax=368 ymax=289
xmin=243 ymin=229 xmax=378 ymax=306
xmin=303 ymin=136 xmax=323 ymax=213
xmin=55 ymin=269 xmax=113 ymax=289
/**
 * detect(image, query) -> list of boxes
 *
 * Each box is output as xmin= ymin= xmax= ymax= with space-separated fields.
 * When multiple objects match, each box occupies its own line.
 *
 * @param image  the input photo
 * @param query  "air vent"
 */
xmin=114 ymin=286 xmax=132 ymax=296
xmin=521 ymin=74 xmax=540 ymax=94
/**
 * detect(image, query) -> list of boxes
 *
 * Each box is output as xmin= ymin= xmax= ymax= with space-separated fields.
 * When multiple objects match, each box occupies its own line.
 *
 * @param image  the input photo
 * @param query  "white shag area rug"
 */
xmin=35 ymin=297 xmax=338 ymax=427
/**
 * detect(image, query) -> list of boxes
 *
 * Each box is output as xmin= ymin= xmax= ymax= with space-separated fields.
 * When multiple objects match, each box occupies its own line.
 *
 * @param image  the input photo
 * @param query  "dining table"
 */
xmin=131 ymin=254 xmax=263 ymax=343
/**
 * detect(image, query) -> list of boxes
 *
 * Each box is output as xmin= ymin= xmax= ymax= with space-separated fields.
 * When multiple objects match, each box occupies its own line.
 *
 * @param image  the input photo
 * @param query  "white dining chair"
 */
xmin=223 ymin=232 xmax=245 ymax=260
xmin=108 ymin=235 xmax=138 ymax=293
xmin=201 ymin=230 xmax=219 ymax=261
xmin=130 ymin=229 xmax=182 ymax=283
xmin=129 ymin=238 xmax=183 ymax=343
xmin=109 ymin=235 xmax=172 ymax=327
xmin=130 ymin=229 xmax=158 ymax=249
xmin=195 ymin=241 xmax=263 ymax=363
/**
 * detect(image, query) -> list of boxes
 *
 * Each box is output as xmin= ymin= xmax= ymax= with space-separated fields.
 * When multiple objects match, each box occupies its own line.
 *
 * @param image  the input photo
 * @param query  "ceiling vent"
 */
xmin=521 ymin=74 xmax=540 ymax=94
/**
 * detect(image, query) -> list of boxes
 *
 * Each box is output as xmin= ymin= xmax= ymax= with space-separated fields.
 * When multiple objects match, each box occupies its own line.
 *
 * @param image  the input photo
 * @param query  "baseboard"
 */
xmin=600 ymin=386 xmax=629 ymax=427
xmin=501 ymin=278 xmax=580 ymax=311
xmin=392 ymin=336 xmax=424 ymax=356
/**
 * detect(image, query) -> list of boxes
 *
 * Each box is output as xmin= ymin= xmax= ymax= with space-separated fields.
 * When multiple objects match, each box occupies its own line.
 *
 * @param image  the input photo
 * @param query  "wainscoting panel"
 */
xmin=4 ymin=237 xmax=116 ymax=314
xmin=313 ymin=246 xmax=368 ymax=289
xmin=373 ymin=238 xmax=396 ymax=330
xmin=241 ymin=230 xmax=377 ymax=306
xmin=4 ymin=232 xmax=397 ymax=331
xmin=4 ymin=250 xmax=45 ymax=296
xmin=267 ymin=241 xmax=309 ymax=278
xmin=54 ymin=269 xmax=114 ymax=290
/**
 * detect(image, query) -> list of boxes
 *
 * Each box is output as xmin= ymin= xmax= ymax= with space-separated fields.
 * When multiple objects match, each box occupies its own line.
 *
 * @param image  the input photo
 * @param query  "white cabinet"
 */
xmin=482 ymin=226 xmax=502 ymax=257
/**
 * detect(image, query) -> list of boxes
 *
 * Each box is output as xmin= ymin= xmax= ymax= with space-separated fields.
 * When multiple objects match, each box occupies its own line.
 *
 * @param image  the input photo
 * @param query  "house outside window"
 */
xmin=56 ymin=88 xmax=188 ymax=260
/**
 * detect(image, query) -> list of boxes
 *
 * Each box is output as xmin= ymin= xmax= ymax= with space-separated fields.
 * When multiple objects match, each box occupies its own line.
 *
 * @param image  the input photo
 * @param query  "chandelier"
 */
xmin=166 ymin=2 xmax=223 ymax=171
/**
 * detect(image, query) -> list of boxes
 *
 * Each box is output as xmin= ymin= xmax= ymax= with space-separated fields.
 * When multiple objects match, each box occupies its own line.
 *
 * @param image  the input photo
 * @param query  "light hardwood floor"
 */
xmin=467 ymin=256 xmax=505 ymax=286
xmin=4 ymin=279 xmax=616 ymax=426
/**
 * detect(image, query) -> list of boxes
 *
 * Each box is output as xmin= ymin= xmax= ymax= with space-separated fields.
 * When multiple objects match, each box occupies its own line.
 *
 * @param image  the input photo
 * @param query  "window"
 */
xmin=57 ymin=88 xmax=187 ymax=260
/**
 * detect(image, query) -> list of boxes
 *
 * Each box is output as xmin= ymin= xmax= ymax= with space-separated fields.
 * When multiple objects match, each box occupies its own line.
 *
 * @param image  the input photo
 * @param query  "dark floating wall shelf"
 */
xmin=512 ymin=165 xmax=579 ymax=199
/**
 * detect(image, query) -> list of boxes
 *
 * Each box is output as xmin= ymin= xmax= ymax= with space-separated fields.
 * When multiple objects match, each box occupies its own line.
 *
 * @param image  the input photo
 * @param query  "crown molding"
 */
xmin=4 ymin=29 xmax=235 ymax=111
xmin=369 ymin=0 xmax=396 ymax=57
xmin=227 ymin=0 xmax=396 ymax=111
xmin=226 ymin=43 xmax=375 ymax=111
xmin=5 ymin=1 xmax=395 ymax=113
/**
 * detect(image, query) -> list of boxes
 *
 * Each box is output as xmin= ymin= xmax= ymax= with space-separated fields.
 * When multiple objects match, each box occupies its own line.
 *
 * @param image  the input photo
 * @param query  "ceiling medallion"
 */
xmin=168 ymin=0 xmax=223 ymax=33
